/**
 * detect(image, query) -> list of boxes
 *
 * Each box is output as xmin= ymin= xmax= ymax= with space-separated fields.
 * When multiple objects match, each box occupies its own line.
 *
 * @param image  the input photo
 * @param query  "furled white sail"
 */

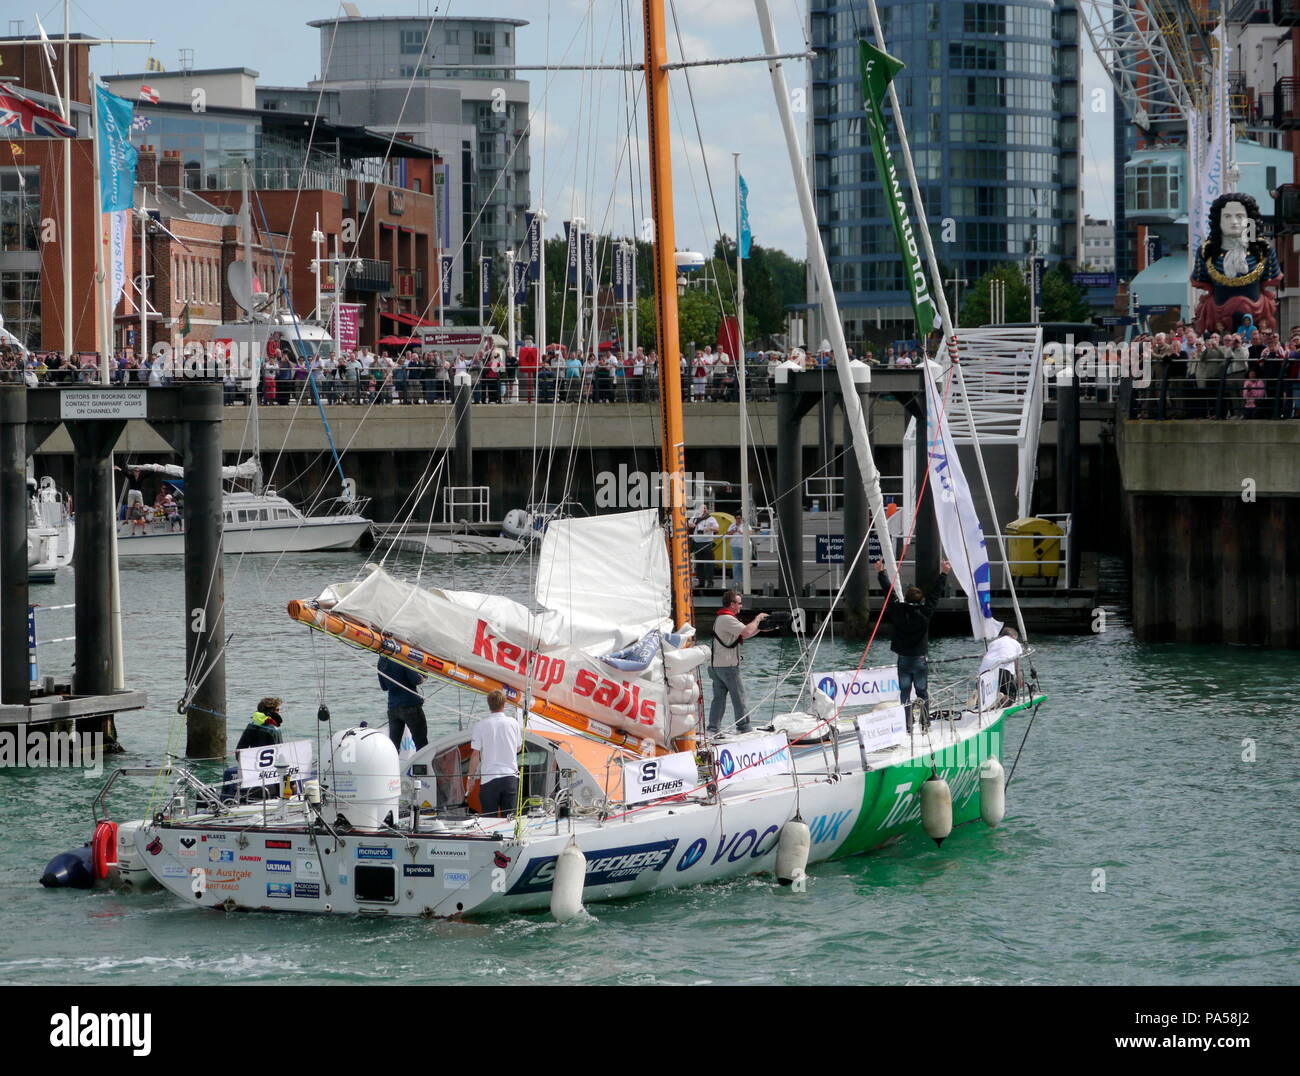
xmin=922 ymin=359 xmax=1002 ymax=642
xmin=129 ymin=457 xmax=260 ymax=481
xmin=324 ymin=512 xmax=684 ymax=746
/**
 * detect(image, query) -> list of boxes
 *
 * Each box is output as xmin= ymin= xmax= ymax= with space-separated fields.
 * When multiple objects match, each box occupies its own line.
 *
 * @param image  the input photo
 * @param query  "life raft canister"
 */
xmin=91 ymin=820 xmax=119 ymax=880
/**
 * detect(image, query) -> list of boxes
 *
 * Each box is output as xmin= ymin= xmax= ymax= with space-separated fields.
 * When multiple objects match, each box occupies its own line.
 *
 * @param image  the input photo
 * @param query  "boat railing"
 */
xmin=312 ymin=493 xmax=372 ymax=520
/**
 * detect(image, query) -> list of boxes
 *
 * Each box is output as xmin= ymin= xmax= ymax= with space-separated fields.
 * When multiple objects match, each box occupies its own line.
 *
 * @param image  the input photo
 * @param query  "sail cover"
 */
xmin=922 ymin=359 xmax=1002 ymax=642
xmin=326 ymin=510 xmax=679 ymax=746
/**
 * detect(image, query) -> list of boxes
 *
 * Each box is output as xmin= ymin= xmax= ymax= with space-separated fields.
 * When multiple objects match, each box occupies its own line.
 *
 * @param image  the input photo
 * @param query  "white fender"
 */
xmin=667 ymin=673 xmax=697 ymax=691
xmin=775 ymin=820 xmax=811 ymax=885
xmin=663 ymin=646 xmax=710 ymax=677
xmin=669 ymin=702 xmax=696 ymax=718
xmin=920 ymin=774 xmax=953 ymax=846
xmin=550 ymin=842 xmax=587 ymax=922
xmin=669 ymin=710 xmax=698 ymax=739
xmin=667 ymin=681 xmax=700 ymax=705
xmin=979 ymin=758 xmax=1006 ymax=828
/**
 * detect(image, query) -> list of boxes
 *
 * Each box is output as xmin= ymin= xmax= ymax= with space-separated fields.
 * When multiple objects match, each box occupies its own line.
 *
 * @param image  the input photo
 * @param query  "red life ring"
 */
xmin=91 ymin=820 xmax=118 ymax=880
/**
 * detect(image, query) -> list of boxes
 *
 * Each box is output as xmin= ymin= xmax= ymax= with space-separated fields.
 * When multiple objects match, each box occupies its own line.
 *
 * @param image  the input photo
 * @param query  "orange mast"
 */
xmin=642 ymin=0 xmax=693 ymax=640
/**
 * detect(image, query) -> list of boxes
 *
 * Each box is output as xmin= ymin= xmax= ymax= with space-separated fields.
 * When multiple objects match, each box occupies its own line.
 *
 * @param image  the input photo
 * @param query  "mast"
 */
xmin=572 ymin=217 xmax=585 ymax=359
xmin=62 ymin=1 xmax=73 ymax=359
xmin=859 ymin=0 xmax=1028 ymax=642
xmin=239 ymin=164 xmax=262 ymax=494
xmin=534 ymin=208 xmax=548 ymax=351
xmin=734 ymin=153 xmax=752 ymax=595
xmin=643 ymin=0 xmax=693 ymax=634
xmin=752 ymin=0 xmax=902 ymax=598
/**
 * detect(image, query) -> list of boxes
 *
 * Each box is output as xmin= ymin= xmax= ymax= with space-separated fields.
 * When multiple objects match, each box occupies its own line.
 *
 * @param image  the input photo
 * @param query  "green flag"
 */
xmin=180 ymin=303 xmax=192 ymax=338
xmin=858 ymin=40 xmax=938 ymax=336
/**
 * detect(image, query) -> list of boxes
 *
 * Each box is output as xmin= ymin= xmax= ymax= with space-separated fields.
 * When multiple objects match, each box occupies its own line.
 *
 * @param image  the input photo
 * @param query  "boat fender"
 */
xmin=663 ymin=646 xmax=710 ymax=677
xmin=920 ymin=774 xmax=953 ymax=846
xmin=40 ymin=846 xmax=95 ymax=889
xmin=303 ymin=779 xmax=322 ymax=806
xmin=667 ymin=680 xmax=700 ymax=706
xmin=979 ymin=758 xmax=1005 ymax=828
xmin=91 ymin=820 xmax=118 ymax=880
xmin=550 ymin=842 xmax=587 ymax=922
xmin=668 ymin=710 xmax=697 ymax=739
xmin=667 ymin=673 xmax=697 ymax=692
xmin=775 ymin=820 xmax=810 ymax=885
xmin=668 ymin=702 xmax=696 ymax=719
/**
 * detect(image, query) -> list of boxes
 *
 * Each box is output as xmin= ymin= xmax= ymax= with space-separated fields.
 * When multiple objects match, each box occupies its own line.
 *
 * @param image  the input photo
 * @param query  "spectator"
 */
xmin=1243 ymin=362 xmax=1267 ymax=418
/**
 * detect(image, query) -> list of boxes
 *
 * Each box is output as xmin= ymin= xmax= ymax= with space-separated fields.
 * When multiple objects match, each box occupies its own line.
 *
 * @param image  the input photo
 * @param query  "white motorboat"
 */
xmin=28 ymin=475 xmax=75 ymax=584
xmin=115 ymin=488 xmax=371 ymax=555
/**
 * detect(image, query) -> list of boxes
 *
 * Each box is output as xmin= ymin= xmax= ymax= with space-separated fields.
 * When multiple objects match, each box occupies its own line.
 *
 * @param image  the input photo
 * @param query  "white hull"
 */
xmin=131 ymin=707 xmax=1015 ymax=918
xmin=117 ymin=518 xmax=370 ymax=555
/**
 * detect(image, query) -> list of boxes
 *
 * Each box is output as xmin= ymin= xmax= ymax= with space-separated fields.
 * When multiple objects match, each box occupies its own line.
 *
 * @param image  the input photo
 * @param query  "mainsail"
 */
xmin=317 ymin=510 xmax=688 ymax=748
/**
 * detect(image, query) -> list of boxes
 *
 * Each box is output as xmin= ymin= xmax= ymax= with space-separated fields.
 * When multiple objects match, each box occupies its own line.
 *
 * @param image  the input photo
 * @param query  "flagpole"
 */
xmin=734 ymin=153 xmax=752 ymax=596
xmin=534 ymin=208 xmax=547 ymax=352
xmin=62 ymin=1 xmax=73 ymax=359
xmin=506 ymin=249 xmax=516 ymax=356
xmin=620 ymin=242 xmax=630 ymax=378
xmin=753 ymin=0 xmax=902 ymax=598
xmin=573 ymin=217 xmax=585 ymax=359
xmin=860 ymin=0 xmax=1026 ymax=641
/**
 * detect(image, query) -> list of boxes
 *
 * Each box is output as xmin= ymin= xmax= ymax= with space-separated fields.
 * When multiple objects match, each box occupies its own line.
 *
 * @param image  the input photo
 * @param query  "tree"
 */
xmin=1041 ymin=263 xmax=1090 ymax=323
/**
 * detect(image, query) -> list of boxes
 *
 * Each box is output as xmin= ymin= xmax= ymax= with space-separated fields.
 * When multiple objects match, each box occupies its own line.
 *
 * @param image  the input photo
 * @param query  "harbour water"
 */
xmin=1 ymin=554 xmax=1294 ymax=986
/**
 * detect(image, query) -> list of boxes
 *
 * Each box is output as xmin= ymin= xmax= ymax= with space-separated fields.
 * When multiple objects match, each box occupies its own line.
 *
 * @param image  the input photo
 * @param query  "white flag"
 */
xmin=34 ymin=14 xmax=57 ymax=64
xmin=922 ymin=360 xmax=1002 ymax=641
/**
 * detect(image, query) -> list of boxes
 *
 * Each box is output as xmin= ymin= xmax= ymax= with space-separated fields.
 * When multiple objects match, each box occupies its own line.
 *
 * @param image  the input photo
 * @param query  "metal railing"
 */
xmin=1128 ymin=372 xmax=1299 ymax=420
xmin=442 ymin=485 xmax=491 ymax=525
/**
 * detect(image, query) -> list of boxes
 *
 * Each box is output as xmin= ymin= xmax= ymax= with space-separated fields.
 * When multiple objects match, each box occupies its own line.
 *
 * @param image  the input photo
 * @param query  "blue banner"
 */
xmin=739 ymin=174 xmax=751 ymax=259
xmin=613 ymin=243 xmax=626 ymax=302
xmin=512 ymin=258 xmax=529 ymax=304
xmin=480 ymin=256 xmax=492 ymax=309
xmin=95 ymin=84 xmax=139 ymax=213
xmin=440 ymin=255 xmax=453 ymax=308
xmin=564 ymin=221 xmax=577 ymax=286
xmin=525 ymin=212 xmax=542 ymax=281
xmin=582 ymin=232 xmax=595 ymax=292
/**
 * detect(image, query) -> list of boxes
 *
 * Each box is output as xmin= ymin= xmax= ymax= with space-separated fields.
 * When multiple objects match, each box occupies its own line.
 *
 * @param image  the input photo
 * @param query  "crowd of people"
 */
xmin=1135 ymin=319 xmax=1300 ymax=419
xmin=1 ymin=336 xmax=928 ymax=406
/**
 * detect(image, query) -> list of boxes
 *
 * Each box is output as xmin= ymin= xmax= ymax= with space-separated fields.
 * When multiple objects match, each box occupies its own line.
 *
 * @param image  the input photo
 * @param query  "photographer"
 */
xmin=707 ymin=590 xmax=767 ymax=735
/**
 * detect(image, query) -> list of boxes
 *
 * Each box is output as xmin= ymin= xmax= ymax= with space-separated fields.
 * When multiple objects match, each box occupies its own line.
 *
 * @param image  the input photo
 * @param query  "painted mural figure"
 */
xmin=1191 ymin=192 xmax=1282 ymax=335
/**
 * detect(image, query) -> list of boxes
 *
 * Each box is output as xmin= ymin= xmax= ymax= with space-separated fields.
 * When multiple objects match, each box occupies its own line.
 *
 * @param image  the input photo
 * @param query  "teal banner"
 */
xmin=95 ymin=84 xmax=138 ymax=213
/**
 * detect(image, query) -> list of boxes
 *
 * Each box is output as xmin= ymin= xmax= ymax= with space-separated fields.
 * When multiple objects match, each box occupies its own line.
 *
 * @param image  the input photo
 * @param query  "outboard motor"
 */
xmin=40 ymin=846 xmax=94 ymax=889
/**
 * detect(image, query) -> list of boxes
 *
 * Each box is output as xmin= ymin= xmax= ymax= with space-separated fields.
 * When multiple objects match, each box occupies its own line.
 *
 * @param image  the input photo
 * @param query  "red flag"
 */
xmin=0 ymin=85 xmax=76 ymax=138
xmin=139 ymin=84 xmax=160 ymax=104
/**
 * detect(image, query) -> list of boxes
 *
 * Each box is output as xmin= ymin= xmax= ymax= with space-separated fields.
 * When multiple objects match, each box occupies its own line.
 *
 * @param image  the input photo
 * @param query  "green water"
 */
xmin=1 ymin=554 xmax=1294 ymax=985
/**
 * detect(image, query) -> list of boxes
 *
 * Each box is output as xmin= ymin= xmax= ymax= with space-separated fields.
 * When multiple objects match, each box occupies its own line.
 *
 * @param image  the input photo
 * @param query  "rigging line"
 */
xmin=666 ymin=0 xmax=738 ymax=314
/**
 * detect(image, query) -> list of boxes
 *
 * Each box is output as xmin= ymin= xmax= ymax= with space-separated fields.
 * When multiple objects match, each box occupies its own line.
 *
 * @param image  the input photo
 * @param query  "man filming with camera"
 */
xmin=707 ymin=590 xmax=768 ymax=735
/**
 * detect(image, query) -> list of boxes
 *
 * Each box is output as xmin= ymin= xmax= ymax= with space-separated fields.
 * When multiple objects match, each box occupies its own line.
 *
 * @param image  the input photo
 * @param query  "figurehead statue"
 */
xmin=1191 ymin=192 xmax=1282 ymax=335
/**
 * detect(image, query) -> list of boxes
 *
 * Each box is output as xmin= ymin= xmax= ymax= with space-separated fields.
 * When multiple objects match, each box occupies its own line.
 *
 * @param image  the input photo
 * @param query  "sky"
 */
xmin=51 ymin=0 xmax=1115 ymax=255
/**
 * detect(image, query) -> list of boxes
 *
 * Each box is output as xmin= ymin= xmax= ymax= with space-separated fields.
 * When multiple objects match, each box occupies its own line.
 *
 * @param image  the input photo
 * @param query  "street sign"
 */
xmin=60 ymin=388 xmax=147 ymax=420
xmin=1073 ymin=272 xmax=1116 ymax=288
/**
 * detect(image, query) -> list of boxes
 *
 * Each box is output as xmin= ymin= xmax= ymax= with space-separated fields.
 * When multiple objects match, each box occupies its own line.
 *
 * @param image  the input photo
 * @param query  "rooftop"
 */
xmin=308 ymin=15 xmax=527 ymax=28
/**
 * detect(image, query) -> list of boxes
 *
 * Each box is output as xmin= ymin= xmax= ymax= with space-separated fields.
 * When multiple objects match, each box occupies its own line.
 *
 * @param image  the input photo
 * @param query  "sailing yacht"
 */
xmin=91 ymin=0 xmax=1045 ymax=917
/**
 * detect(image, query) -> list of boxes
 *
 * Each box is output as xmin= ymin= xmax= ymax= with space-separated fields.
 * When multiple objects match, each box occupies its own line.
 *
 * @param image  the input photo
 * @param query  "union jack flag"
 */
xmin=0 ymin=85 xmax=77 ymax=138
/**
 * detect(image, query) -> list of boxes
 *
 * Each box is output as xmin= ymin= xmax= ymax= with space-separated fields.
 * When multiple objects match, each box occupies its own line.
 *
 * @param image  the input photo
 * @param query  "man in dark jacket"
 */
xmin=235 ymin=697 xmax=285 ymax=751
xmin=379 ymin=654 xmax=428 ymax=751
xmin=872 ymin=559 xmax=950 ymax=706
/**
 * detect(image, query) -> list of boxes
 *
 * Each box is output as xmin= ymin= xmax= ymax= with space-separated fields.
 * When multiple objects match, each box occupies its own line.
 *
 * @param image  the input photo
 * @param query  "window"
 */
xmin=963 ymin=2 xmax=1005 ymax=35
xmin=474 ymin=30 xmax=493 ymax=56
xmin=400 ymin=29 xmax=424 ymax=55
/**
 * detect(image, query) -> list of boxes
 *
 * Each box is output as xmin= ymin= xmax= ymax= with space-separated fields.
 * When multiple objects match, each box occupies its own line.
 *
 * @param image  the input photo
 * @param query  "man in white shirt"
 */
xmin=978 ymin=627 xmax=1024 ymax=705
xmin=708 ymin=590 xmax=767 ymax=734
xmin=468 ymin=689 xmax=523 ymax=816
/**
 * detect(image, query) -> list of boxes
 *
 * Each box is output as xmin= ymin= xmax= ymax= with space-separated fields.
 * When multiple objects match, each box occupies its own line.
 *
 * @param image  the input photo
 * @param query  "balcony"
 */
xmin=1275 ymin=185 xmax=1300 ymax=234
xmin=1259 ymin=79 xmax=1300 ymax=127
xmin=192 ymin=165 xmax=344 ymax=194
xmin=348 ymin=258 xmax=392 ymax=292
xmin=1274 ymin=0 xmax=1300 ymax=25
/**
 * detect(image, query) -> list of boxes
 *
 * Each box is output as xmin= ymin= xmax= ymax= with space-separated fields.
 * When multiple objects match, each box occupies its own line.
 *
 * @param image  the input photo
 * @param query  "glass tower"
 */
xmin=808 ymin=0 xmax=1080 ymax=344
